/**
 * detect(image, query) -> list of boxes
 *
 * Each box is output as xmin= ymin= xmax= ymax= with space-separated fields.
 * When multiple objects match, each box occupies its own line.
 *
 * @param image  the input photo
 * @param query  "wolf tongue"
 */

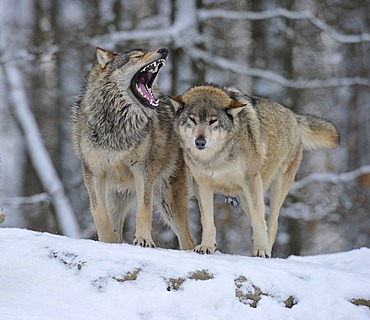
xmin=138 ymin=83 xmax=155 ymax=104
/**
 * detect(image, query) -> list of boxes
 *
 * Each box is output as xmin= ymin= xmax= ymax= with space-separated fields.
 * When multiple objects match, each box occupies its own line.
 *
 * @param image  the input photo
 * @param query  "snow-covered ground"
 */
xmin=0 ymin=228 xmax=369 ymax=320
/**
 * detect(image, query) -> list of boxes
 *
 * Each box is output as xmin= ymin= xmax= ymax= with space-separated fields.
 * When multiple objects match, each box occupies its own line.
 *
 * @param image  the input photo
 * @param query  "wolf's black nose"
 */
xmin=157 ymin=48 xmax=168 ymax=56
xmin=195 ymin=136 xmax=206 ymax=150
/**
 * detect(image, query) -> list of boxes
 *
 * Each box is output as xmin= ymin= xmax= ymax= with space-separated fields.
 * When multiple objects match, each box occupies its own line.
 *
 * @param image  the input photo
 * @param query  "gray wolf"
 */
xmin=71 ymin=47 xmax=194 ymax=250
xmin=169 ymin=83 xmax=339 ymax=257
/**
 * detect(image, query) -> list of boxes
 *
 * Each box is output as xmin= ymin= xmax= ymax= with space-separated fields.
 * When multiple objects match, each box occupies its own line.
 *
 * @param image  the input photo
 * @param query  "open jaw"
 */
xmin=130 ymin=58 xmax=166 ymax=109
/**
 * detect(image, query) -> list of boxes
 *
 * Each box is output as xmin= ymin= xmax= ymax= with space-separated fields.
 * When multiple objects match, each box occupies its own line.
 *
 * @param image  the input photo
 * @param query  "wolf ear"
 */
xmin=168 ymin=95 xmax=185 ymax=112
xmin=96 ymin=47 xmax=116 ymax=69
xmin=225 ymin=100 xmax=245 ymax=117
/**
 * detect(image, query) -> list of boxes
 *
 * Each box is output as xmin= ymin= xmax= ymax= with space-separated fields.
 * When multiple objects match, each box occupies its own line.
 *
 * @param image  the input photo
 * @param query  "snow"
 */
xmin=1 ymin=228 xmax=369 ymax=320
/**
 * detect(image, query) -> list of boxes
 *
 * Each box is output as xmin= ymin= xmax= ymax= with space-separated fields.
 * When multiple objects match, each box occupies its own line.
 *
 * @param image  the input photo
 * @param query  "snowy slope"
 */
xmin=0 ymin=228 xmax=369 ymax=320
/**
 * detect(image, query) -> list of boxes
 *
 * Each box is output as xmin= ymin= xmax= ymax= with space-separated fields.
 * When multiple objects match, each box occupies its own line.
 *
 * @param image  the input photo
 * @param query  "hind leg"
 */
xmin=106 ymin=188 xmax=135 ymax=242
xmin=155 ymin=173 xmax=194 ymax=250
xmin=267 ymin=151 xmax=302 ymax=254
xmin=83 ymin=163 xmax=119 ymax=242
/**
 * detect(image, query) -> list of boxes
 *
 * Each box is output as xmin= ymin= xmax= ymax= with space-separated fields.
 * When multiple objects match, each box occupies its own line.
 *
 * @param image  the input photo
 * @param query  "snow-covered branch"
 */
xmin=291 ymin=164 xmax=370 ymax=192
xmin=187 ymin=47 xmax=370 ymax=88
xmin=89 ymin=0 xmax=197 ymax=48
xmin=198 ymin=8 xmax=370 ymax=44
xmin=4 ymin=65 xmax=81 ymax=238
xmin=0 ymin=193 xmax=50 ymax=206
xmin=90 ymin=6 xmax=370 ymax=47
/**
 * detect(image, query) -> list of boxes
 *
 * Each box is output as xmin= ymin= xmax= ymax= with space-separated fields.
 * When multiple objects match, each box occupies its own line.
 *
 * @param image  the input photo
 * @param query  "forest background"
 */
xmin=1 ymin=0 xmax=369 ymax=257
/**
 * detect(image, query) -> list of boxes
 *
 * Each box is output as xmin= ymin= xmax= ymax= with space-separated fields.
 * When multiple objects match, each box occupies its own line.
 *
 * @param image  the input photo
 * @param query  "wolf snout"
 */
xmin=157 ymin=48 xmax=168 ymax=57
xmin=195 ymin=136 xmax=207 ymax=150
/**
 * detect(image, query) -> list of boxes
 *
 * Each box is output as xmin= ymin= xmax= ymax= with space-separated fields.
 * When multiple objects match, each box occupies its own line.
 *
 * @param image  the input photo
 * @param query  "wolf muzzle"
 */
xmin=195 ymin=136 xmax=207 ymax=150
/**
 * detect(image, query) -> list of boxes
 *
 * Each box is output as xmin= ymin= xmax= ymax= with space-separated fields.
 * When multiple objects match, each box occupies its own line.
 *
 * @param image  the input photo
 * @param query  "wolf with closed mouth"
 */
xmin=71 ymin=47 xmax=194 ymax=249
xmin=170 ymin=84 xmax=339 ymax=257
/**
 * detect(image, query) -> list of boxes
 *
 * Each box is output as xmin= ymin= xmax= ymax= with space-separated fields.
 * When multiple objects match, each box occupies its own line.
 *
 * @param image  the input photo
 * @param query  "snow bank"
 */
xmin=0 ymin=228 xmax=369 ymax=320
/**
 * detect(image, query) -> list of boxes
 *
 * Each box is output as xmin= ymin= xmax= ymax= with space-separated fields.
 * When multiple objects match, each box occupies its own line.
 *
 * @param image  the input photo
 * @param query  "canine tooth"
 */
xmin=136 ymin=85 xmax=143 ymax=95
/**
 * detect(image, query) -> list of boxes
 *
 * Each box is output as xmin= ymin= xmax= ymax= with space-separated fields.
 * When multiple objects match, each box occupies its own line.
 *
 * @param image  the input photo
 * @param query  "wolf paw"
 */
xmin=252 ymin=247 xmax=271 ymax=258
xmin=133 ymin=236 xmax=155 ymax=248
xmin=193 ymin=244 xmax=216 ymax=255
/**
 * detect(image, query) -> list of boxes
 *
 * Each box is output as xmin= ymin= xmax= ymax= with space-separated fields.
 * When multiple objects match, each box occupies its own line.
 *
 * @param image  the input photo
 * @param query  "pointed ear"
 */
xmin=225 ymin=100 xmax=245 ymax=117
xmin=168 ymin=95 xmax=185 ymax=112
xmin=96 ymin=47 xmax=116 ymax=69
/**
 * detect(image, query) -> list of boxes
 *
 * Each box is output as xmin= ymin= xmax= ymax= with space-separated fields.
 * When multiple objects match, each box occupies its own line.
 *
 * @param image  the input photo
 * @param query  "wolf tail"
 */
xmin=296 ymin=114 xmax=340 ymax=150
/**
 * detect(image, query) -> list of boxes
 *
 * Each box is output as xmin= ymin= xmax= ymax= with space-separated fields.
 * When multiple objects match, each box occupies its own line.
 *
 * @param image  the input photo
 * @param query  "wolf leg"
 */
xmin=155 ymin=176 xmax=194 ymax=250
xmin=82 ymin=163 xmax=119 ymax=242
xmin=133 ymin=174 xmax=155 ymax=248
xmin=106 ymin=189 xmax=135 ymax=242
xmin=240 ymin=174 xmax=269 ymax=258
xmin=193 ymin=180 xmax=216 ymax=254
xmin=266 ymin=180 xmax=287 ymax=255
xmin=267 ymin=151 xmax=301 ymax=254
xmin=90 ymin=177 xmax=120 ymax=243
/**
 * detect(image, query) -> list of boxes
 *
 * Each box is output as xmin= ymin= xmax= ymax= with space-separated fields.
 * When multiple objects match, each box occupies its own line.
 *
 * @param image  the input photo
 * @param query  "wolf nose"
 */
xmin=195 ymin=136 xmax=206 ymax=150
xmin=157 ymin=48 xmax=168 ymax=57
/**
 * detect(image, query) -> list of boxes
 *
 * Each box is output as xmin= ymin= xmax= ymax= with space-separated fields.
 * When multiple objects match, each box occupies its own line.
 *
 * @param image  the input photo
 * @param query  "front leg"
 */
xmin=193 ymin=180 xmax=216 ymax=254
xmin=133 ymin=173 xmax=155 ymax=248
xmin=240 ymin=174 xmax=269 ymax=258
xmin=84 ymin=166 xmax=119 ymax=243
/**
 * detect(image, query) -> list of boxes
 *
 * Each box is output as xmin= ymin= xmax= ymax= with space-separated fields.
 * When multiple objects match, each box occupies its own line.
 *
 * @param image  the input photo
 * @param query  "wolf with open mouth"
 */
xmin=72 ymin=47 xmax=194 ymax=250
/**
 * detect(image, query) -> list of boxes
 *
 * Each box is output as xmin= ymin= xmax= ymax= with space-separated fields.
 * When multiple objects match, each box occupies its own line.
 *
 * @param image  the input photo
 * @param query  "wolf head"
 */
xmin=169 ymin=84 xmax=245 ymax=160
xmin=94 ymin=47 xmax=168 ymax=109
xmin=73 ymin=47 xmax=169 ymax=151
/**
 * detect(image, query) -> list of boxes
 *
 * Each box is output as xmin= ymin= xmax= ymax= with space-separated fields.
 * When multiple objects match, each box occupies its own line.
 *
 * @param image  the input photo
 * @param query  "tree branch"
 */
xmin=89 ymin=0 xmax=197 ymax=48
xmin=198 ymin=8 xmax=370 ymax=44
xmin=0 ymin=193 xmax=50 ymax=206
xmin=291 ymin=164 xmax=370 ymax=192
xmin=187 ymin=47 xmax=370 ymax=88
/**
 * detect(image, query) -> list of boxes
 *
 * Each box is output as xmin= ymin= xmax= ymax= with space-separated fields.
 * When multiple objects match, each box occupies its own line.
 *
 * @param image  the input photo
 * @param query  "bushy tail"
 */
xmin=296 ymin=114 xmax=340 ymax=150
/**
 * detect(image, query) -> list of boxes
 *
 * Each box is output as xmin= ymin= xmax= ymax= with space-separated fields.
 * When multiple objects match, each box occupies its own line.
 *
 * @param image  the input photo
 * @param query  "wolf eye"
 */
xmin=189 ymin=116 xmax=197 ymax=124
xmin=209 ymin=119 xmax=218 ymax=125
xmin=130 ymin=54 xmax=143 ymax=59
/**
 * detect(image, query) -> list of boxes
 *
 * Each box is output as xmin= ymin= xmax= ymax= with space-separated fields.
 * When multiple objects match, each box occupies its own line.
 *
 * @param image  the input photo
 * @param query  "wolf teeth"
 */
xmin=142 ymin=59 xmax=166 ymax=73
xmin=135 ymin=83 xmax=159 ymax=107
xmin=149 ymin=65 xmax=158 ymax=73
